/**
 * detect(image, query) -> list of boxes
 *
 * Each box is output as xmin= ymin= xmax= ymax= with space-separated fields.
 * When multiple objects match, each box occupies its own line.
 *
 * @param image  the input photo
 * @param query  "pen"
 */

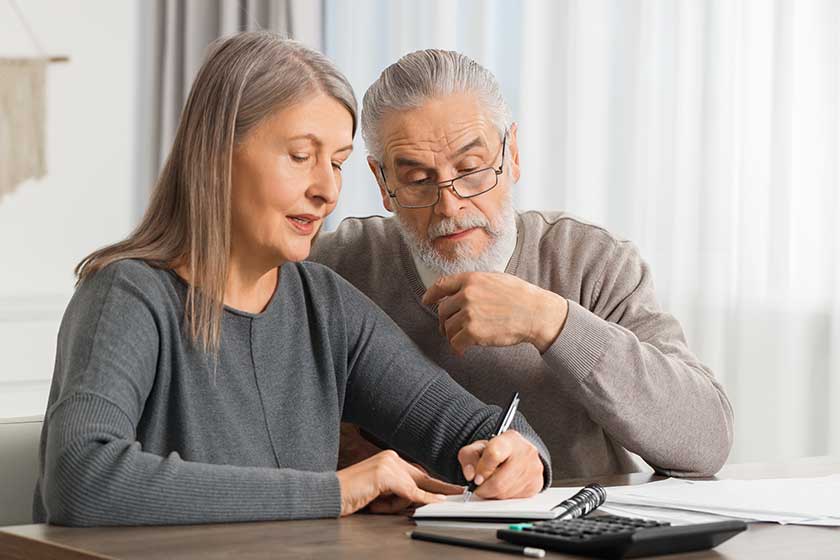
xmin=464 ymin=391 xmax=520 ymax=502
xmin=409 ymin=530 xmax=545 ymax=558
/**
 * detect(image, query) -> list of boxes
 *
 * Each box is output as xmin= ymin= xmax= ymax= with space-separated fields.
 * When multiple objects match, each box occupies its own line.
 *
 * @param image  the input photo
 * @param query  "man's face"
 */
xmin=369 ymin=93 xmax=521 ymax=269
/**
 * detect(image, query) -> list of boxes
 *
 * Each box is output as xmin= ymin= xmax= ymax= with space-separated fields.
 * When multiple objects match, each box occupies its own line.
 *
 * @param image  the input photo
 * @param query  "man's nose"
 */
xmin=433 ymin=184 xmax=466 ymax=217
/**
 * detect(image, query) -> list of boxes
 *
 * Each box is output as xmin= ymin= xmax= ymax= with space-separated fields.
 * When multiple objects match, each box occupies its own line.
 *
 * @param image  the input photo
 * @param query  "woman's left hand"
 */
xmin=457 ymin=430 xmax=544 ymax=499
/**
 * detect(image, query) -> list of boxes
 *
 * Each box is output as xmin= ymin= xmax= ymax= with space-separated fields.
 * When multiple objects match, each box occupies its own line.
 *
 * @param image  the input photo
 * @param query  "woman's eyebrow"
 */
xmin=287 ymin=134 xmax=352 ymax=153
xmin=288 ymin=133 xmax=320 ymax=144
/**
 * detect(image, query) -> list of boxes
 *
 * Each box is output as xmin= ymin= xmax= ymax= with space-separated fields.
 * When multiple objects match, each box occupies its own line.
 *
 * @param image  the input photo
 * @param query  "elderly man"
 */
xmin=310 ymin=49 xmax=733 ymax=479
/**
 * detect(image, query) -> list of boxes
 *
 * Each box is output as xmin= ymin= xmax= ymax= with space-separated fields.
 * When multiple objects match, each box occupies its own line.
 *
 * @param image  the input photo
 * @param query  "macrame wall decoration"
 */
xmin=0 ymin=0 xmax=68 ymax=201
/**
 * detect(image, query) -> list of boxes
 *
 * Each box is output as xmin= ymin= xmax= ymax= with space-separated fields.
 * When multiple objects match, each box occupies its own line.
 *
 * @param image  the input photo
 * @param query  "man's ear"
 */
xmin=507 ymin=123 xmax=521 ymax=184
xmin=368 ymin=156 xmax=394 ymax=213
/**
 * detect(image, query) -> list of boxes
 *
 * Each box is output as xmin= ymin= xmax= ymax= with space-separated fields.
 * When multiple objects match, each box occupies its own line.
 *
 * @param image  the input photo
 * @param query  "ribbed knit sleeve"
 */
xmin=45 ymin=393 xmax=340 ymax=526
xmin=542 ymin=241 xmax=734 ymax=476
xmin=40 ymin=263 xmax=340 ymax=526
xmin=334 ymin=272 xmax=552 ymax=488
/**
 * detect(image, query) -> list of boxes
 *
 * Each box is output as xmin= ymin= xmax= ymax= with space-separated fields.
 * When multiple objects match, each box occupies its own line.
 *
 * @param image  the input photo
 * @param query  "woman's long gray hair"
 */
xmin=76 ymin=32 xmax=357 ymax=353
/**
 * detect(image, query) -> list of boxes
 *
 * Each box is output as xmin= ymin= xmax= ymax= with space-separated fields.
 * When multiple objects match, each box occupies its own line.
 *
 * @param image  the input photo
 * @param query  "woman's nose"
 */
xmin=309 ymin=160 xmax=339 ymax=205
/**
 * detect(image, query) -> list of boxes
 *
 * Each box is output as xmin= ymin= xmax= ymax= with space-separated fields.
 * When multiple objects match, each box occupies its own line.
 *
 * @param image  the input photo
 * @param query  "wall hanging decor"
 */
xmin=0 ymin=0 xmax=68 ymax=200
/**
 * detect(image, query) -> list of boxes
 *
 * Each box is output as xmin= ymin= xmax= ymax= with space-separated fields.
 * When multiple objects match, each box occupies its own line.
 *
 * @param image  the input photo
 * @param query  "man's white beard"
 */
xmin=395 ymin=193 xmax=517 ymax=277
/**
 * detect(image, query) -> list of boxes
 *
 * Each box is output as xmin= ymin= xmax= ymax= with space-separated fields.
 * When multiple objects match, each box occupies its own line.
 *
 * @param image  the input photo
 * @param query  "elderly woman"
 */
xmin=33 ymin=32 xmax=550 ymax=527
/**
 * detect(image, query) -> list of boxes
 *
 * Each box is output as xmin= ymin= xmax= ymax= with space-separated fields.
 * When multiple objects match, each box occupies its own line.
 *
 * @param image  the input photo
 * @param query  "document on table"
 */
xmin=603 ymin=474 xmax=840 ymax=526
xmin=413 ymin=475 xmax=840 ymax=528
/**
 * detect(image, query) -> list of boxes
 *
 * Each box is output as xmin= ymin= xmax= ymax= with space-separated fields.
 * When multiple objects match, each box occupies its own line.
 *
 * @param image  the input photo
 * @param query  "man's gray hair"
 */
xmin=361 ymin=49 xmax=512 ymax=161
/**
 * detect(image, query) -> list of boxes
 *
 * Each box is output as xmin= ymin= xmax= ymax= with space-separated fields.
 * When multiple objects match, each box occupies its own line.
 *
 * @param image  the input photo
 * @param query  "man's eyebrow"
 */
xmin=394 ymin=156 xmax=428 ymax=169
xmin=393 ymin=137 xmax=488 ymax=169
xmin=454 ymin=137 xmax=487 ymax=156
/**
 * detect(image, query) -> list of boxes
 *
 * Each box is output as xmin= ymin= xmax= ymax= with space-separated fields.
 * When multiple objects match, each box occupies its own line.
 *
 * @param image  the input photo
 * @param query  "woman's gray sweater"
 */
xmin=32 ymin=259 xmax=550 ymax=526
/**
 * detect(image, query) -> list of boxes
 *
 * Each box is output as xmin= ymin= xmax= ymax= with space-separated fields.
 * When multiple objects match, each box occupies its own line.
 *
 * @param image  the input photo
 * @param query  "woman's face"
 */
xmin=231 ymin=94 xmax=354 ymax=265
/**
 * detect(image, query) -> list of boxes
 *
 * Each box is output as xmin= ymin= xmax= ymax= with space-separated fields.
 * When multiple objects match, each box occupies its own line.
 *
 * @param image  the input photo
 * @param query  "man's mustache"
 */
xmin=428 ymin=215 xmax=493 ymax=240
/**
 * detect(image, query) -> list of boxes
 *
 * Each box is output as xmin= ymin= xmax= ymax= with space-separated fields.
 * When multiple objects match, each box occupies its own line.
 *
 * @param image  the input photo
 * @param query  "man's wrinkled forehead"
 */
xmin=379 ymin=94 xmax=497 ymax=163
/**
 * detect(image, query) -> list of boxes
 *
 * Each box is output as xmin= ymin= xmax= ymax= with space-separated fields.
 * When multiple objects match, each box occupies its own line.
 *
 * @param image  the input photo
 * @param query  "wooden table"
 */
xmin=1 ymin=457 xmax=838 ymax=559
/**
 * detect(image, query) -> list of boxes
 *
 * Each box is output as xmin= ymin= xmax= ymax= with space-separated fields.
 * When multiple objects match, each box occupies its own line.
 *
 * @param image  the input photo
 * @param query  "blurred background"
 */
xmin=1 ymin=0 xmax=838 ymax=464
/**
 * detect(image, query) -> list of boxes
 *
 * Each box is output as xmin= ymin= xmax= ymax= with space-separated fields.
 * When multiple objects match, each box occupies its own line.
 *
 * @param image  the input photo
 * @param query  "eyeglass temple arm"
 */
xmin=378 ymin=163 xmax=399 ymax=198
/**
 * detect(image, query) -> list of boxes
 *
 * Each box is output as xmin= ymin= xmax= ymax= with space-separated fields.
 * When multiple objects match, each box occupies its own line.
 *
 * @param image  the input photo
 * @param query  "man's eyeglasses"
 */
xmin=379 ymin=133 xmax=507 ymax=209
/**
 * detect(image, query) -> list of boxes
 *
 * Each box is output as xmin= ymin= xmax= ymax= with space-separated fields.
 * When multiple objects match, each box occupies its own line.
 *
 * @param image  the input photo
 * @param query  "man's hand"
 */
xmin=336 ymin=450 xmax=464 ymax=516
xmin=457 ymin=430 xmax=544 ymax=499
xmin=421 ymin=272 xmax=569 ymax=355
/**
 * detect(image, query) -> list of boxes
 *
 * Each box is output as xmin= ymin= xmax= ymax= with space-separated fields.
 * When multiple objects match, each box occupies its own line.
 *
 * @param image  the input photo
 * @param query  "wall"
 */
xmin=0 ymin=1 xmax=140 ymax=418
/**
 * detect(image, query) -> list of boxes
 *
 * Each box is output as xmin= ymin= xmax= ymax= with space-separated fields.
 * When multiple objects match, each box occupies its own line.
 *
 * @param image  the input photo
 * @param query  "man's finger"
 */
xmin=437 ymin=295 xmax=461 ymax=335
xmin=436 ymin=293 xmax=465 ymax=334
xmin=442 ymin=308 xmax=467 ymax=338
xmin=449 ymin=329 xmax=478 ymax=356
xmin=422 ymin=274 xmax=467 ymax=305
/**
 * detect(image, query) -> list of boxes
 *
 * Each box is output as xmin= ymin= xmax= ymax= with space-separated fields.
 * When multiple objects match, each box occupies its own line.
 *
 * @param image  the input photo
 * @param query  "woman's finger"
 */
xmin=475 ymin=452 xmax=526 ymax=499
xmin=458 ymin=440 xmax=487 ymax=481
xmin=402 ymin=458 xmax=464 ymax=495
xmin=367 ymin=494 xmax=414 ymax=514
xmin=408 ymin=486 xmax=446 ymax=505
xmin=476 ymin=434 xmax=543 ymax=499
xmin=473 ymin=434 xmax=513 ymax=485
xmin=388 ymin=459 xmax=447 ymax=506
xmin=415 ymin=473 xmax=465 ymax=495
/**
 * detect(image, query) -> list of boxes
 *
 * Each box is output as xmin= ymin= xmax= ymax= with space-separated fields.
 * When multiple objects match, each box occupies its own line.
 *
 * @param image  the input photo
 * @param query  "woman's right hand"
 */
xmin=336 ymin=450 xmax=464 ymax=516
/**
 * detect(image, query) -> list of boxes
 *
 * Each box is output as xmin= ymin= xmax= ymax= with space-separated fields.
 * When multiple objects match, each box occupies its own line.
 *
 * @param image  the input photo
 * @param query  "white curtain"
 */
xmin=323 ymin=0 xmax=840 ymax=462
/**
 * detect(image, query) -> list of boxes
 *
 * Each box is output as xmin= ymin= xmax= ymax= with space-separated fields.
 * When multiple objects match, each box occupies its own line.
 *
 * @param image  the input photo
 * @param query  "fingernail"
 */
xmin=474 ymin=474 xmax=484 ymax=485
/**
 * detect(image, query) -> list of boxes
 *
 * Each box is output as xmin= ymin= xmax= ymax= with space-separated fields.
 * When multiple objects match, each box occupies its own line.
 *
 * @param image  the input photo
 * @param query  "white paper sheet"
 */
xmin=412 ymin=475 xmax=840 ymax=527
xmin=598 ymin=503 xmax=745 ymax=526
xmin=604 ymin=475 xmax=840 ymax=526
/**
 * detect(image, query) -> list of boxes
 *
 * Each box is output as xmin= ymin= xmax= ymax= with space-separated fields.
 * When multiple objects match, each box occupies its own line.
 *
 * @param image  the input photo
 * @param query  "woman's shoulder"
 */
xmin=81 ymin=258 xmax=172 ymax=289
xmin=55 ymin=260 xmax=180 ymax=361
xmin=74 ymin=258 xmax=181 ymax=315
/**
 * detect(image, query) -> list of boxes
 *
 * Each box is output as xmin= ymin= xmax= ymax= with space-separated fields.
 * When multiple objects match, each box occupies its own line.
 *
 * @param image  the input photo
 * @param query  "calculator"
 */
xmin=497 ymin=514 xmax=747 ymax=558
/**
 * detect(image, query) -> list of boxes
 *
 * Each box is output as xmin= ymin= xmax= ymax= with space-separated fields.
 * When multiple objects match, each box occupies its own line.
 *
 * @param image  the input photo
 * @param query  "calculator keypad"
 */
xmin=523 ymin=514 xmax=669 ymax=541
xmin=499 ymin=513 xmax=747 ymax=558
